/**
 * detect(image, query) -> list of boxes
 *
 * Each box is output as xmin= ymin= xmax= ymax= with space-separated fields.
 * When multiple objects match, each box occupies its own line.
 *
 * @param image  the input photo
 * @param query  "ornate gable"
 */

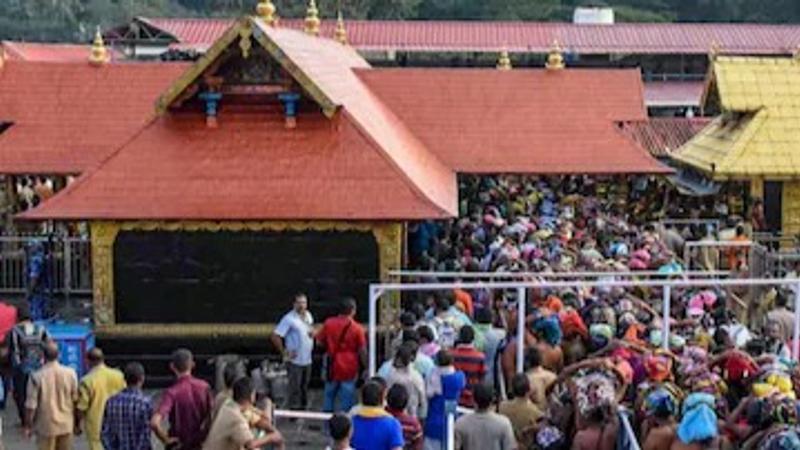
xmin=156 ymin=17 xmax=337 ymax=127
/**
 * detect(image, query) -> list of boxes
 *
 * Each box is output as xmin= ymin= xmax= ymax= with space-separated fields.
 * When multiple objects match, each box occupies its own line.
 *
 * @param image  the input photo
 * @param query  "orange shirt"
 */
xmin=727 ymin=235 xmax=748 ymax=269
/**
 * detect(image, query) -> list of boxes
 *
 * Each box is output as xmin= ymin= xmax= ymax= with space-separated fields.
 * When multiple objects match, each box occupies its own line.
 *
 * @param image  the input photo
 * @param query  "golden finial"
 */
xmin=256 ymin=0 xmax=277 ymax=26
xmin=0 ymin=45 xmax=5 ymax=70
xmin=89 ymin=26 xmax=110 ymax=66
xmin=496 ymin=50 xmax=512 ymax=70
xmin=709 ymin=40 xmax=720 ymax=61
xmin=334 ymin=10 xmax=348 ymax=45
xmin=546 ymin=39 xmax=564 ymax=70
xmin=304 ymin=0 xmax=321 ymax=36
xmin=792 ymin=45 xmax=800 ymax=61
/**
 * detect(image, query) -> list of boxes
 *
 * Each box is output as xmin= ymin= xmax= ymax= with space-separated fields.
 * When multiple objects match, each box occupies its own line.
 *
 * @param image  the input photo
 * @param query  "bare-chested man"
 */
xmin=642 ymin=394 xmax=677 ymax=450
xmin=571 ymin=405 xmax=618 ymax=450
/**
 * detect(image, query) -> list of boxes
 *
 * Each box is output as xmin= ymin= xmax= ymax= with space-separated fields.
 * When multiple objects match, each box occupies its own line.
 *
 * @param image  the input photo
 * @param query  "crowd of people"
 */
xmin=1 ymin=174 xmax=792 ymax=450
xmin=408 ymin=175 xmax=752 ymax=276
xmin=2 ymin=303 xmax=285 ymax=450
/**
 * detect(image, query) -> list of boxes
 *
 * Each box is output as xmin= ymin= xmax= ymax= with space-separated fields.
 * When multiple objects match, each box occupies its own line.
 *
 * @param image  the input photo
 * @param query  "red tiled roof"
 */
xmin=356 ymin=68 xmax=670 ymax=174
xmin=620 ymin=118 xmax=711 ymax=158
xmin=1 ymin=41 xmax=122 ymax=63
xmin=20 ymin=111 xmax=456 ymax=220
xmin=643 ymin=81 xmax=705 ymax=107
xmin=23 ymin=23 xmax=457 ymax=220
xmin=0 ymin=60 xmax=189 ymax=174
xmin=256 ymin=23 xmax=456 ymax=217
xmin=142 ymin=17 xmax=800 ymax=55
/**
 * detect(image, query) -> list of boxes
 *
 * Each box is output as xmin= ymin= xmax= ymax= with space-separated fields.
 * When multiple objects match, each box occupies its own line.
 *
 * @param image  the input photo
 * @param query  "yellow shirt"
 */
xmin=76 ymin=363 xmax=126 ymax=446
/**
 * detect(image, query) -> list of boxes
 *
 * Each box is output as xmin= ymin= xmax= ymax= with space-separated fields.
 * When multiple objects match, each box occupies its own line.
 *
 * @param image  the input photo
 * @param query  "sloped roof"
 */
xmin=23 ymin=20 xmax=457 ymax=220
xmin=620 ymin=118 xmax=711 ymax=158
xmin=643 ymin=81 xmax=704 ymax=108
xmin=356 ymin=68 xmax=669 ymax=174
xmin=0 ymin=60 xmax=188 ymax=174
xmin=1 ymin=41 xmax=122 ymax=63
xmin=673 ymin=57 xmax=800 ymax=179
xmin=20 ymin=111 xmax=454 ymax=220
xmin=141 ymin=17 xmax=800 ymax=55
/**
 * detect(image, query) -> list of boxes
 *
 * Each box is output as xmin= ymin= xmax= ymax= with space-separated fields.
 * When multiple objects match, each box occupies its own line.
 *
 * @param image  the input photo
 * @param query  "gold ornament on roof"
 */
xmin=304 ymin=0 xmax=321 ymax=36
xmin=334 ymin=10 xmax=348 ymax=45
xmin=256 ymin=0 xmax=277 ymax=26
xmin=709 ymin=40 xmax=721 ymax=61
xmin=497 ymin=50 xmax=512 ymax=70
xmin=546 ymin=40 xmax=564 ymax=70
xmin=89 ymin=26 xmax=110 ymax=65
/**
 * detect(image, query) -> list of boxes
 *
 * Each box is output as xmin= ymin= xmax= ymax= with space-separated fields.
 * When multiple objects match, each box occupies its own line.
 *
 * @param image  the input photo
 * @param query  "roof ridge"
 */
xmin=252 ymin=19 xmax=456 ymax=215
xmin=140 ymin=17 xmax=800 ymax=28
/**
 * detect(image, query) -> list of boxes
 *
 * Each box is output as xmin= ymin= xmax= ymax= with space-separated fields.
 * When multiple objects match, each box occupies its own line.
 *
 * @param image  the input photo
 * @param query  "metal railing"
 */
xmin=659 ymin=218 xmax=720 ymax=233
xmin=682 ymin=240 xmax=752 ymax=272
xmin=0 ymin=234 xmax=92 ymax=299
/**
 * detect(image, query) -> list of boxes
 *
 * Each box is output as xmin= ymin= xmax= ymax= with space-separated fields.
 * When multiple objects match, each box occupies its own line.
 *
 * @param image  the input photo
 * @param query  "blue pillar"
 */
xmin=278 ymin=92 xmax=301 ymax=128
xmin=199 ymin=91 xmax=223 ymax=127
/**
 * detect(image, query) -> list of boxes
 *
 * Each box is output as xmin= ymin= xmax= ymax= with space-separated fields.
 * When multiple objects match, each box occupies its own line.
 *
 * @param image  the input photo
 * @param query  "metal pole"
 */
xmin=368 ymin=287 xmax=379 ymax=377
xmin=446 ymin=412 xmax=455 ymax=450
xmin=793 ymin=282 xmax=800 ymax=360
xmin=619 ymin=409 xmax=642 ymax=450
xmin=662 ymin=285 xmax=671 ymax=351
xmin=516 ymin=286 xmax=526 ymax=374
xmin=63 ymin=238 xmax=71 ymax=314
xmin=389 ymin=269 xmax=732 ymax=280
xmin=373 ymin=276 xmax=796 ymax=293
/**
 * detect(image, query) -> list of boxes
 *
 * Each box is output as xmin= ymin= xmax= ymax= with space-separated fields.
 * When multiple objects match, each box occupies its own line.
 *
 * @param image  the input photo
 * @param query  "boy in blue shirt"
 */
xmin=351 ymin=381 xmax=404 ymax=450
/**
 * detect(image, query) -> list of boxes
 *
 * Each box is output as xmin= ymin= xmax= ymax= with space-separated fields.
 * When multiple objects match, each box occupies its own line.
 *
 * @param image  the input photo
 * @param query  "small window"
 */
xmin=0 ymin=122 xmax=11 ymax=134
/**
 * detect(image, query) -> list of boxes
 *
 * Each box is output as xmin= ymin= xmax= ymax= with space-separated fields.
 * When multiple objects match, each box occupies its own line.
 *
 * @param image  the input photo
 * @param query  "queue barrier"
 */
xmin=368 ymin=277 xmax=800 ymax=378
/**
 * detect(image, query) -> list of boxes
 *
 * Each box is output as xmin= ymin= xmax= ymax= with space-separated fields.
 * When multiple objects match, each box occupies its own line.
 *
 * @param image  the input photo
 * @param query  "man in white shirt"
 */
xmin=271 ymin=293 xmax=314 ymax=410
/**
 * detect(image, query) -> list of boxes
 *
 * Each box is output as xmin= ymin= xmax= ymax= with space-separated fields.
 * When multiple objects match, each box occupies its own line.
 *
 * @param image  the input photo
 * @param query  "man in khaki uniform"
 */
xmin=75 ymin=348 xmax=126 ymax=450
xmin=24 ymin=341 xmax=78 ymax=450
xmin=203 ymin=377 xmax=284 ymax=450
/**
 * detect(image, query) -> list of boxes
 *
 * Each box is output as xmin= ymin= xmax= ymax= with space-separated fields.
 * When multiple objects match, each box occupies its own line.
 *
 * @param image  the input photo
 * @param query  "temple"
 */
xmin=673 ymin=55 xmax=800 ymax=236
xmin=4 ymin=13 xmax=666 ymax=337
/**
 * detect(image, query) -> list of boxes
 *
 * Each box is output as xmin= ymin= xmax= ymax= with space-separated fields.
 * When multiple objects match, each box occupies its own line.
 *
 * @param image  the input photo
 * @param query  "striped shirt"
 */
xmin=387 ymin=407 xmax=423 ymax=450
xmin=451 ymin=345 xmax=486 ymax=407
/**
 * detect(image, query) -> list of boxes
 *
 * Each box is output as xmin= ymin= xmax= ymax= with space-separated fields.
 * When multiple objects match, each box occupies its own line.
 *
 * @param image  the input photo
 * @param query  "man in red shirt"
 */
xmin=450 ymin=326 xmax=486 ymax=408
xmin=150 ymin=349 xmax=213 ymax=450
xmin=317 ymin=298 xmax=366 ymax=413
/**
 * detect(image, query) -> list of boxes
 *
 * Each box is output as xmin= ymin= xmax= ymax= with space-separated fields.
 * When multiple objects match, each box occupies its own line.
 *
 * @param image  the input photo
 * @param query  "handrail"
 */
xmin=389 ymin=269 xmax=731 ymax=279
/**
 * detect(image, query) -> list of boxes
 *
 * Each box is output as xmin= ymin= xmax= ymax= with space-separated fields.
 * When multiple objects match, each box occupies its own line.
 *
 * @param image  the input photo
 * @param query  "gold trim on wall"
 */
xmin=90 ymin=220 xmax=402 ymax=333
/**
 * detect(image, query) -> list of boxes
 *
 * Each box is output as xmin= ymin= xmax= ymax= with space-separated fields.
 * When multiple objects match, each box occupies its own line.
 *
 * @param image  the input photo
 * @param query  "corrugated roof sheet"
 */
xmin=673 ymin=56 xmax=800 ymax=178
xmin=620 ymin=118 xmax=711 ymax=157
xmin=0 ymin=60 xmax=188 ymax=174
xmin=2 ymin=41 xmax=122 ymax=63
xmin=643 ymin=81 xmax=705 ymax=107
xmin=357 ymin=68 xmax=670 ymax=174
xmin=142 ymin=17 xmax=800 ymax=55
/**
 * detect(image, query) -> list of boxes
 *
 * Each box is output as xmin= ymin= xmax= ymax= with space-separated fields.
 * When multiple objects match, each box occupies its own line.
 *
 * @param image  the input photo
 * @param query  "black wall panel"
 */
xmin=113 ymin=230 xmax=379 ymax=323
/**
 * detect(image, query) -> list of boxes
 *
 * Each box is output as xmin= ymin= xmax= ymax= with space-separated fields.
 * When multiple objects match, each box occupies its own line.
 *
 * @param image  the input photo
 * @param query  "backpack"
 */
xmin=12 ymin=324 xmax=46 ymax=373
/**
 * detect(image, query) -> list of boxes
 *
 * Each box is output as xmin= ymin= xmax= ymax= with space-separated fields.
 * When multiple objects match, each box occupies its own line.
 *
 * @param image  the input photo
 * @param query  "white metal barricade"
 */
xmin=368 ymin=277 xmax=800 ymax=376
xmin=390 ymin=269 xmax=732 ymax=279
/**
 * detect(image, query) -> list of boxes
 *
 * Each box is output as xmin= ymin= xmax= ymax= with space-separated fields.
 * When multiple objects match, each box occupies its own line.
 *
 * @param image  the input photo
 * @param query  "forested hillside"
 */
xmin=3 ymin=0 xmax=800 ymax=42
